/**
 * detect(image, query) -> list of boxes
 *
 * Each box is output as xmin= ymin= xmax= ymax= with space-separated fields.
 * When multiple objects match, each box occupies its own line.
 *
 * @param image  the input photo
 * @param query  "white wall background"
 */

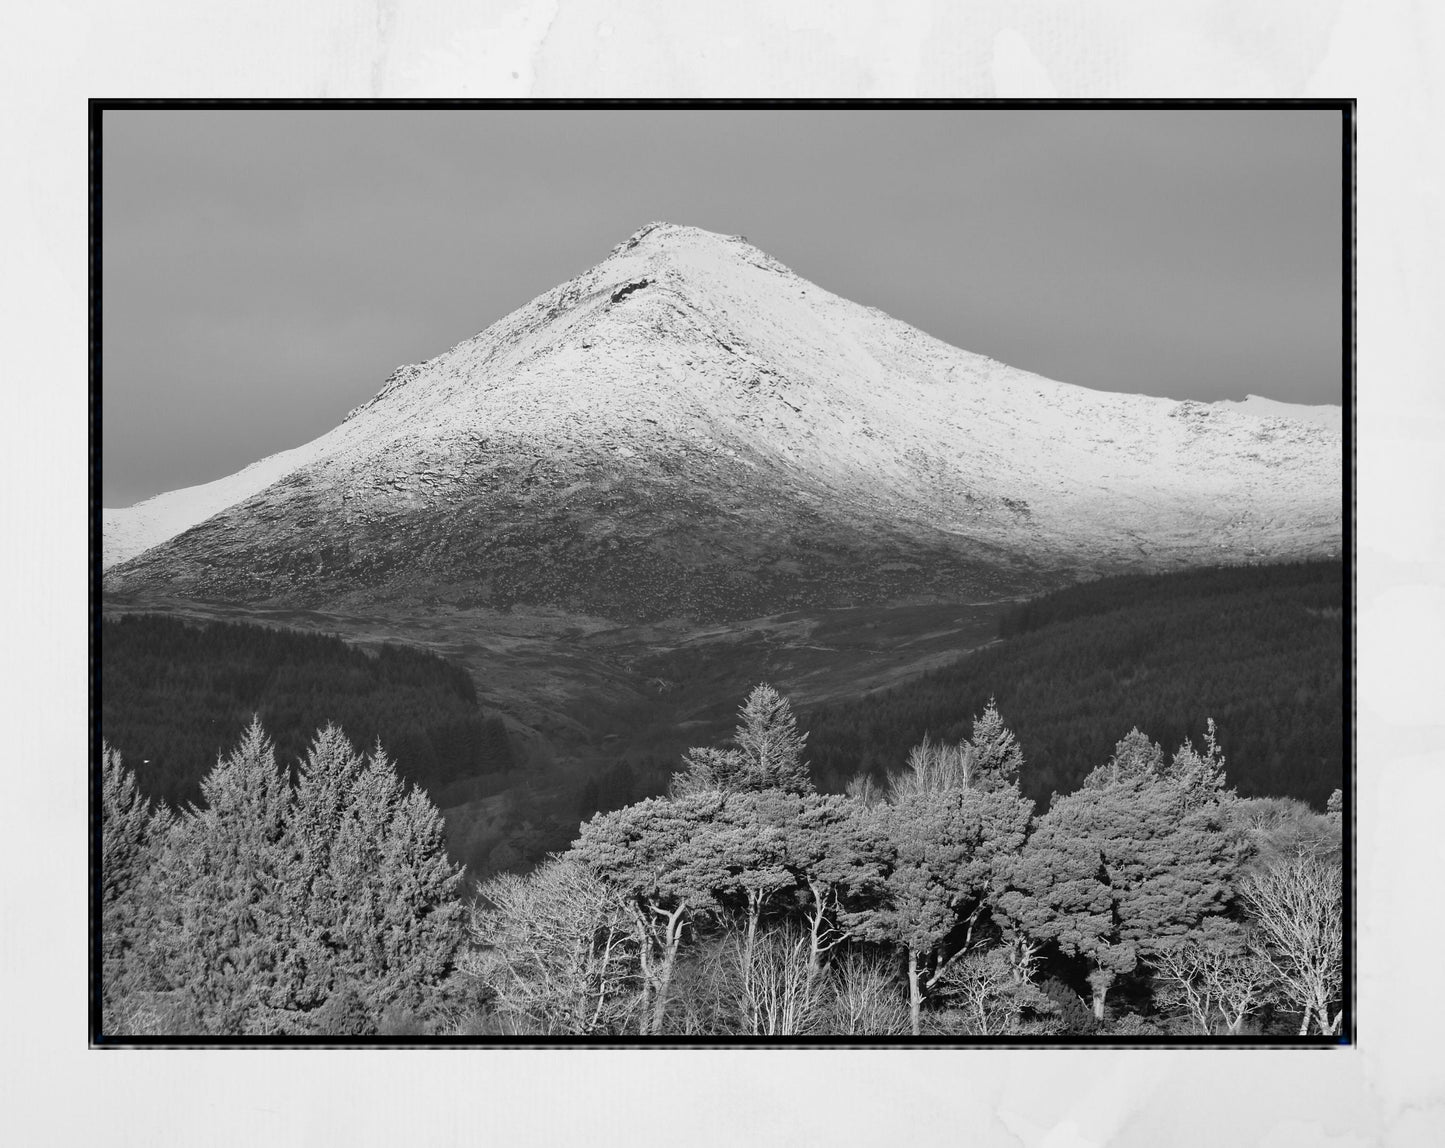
xmin=2 ymin=2 xmax=1438 ymax=1144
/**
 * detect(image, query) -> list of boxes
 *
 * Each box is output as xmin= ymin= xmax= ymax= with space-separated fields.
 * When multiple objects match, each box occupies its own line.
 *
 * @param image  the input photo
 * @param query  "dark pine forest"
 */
xmin=804 ymin=560 xmax=1344 ymax=809
xmin=100 ymin=614 xmax=515 ymax=808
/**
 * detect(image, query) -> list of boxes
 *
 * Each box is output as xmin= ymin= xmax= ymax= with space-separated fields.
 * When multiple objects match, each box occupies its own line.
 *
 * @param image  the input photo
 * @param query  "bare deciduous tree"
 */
xmin=844 ymin=773 xmax=884 ymax=807
xmin=731 ymin=926 xmax=825 ymax=1036
xmin=1150 ymin=920 xmax=1273 ymax=1035
xmin=467 ymin=855 xmax=637 ymax=1036
xmin=934 ymin=946 xmax=1019 ymax=1035
xmin=887 ymin=736 xmax=974 ymax=802
xmin=1242 ymin=851 xmax=1343 ymax=1035
xmin=827 ymin=951 xmax=911 ymax=1036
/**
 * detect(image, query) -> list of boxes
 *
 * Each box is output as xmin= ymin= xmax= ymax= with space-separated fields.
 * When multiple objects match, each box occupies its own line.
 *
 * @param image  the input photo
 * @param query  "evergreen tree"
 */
xmin=1001 ymin=746 xmax=1241 ymax=1020
xmin=1036 ymin=976 xmax=1098 ymax=1035
xmin=99 ymin=743 xmax=172 ymax=1031
xmin=301 ymin=739 xmax=466 ymax=1030
xmin=849 ymin=786 xmax=1032 ymax=1035
xmin=1165 ymin=718 xmax=1229 ymax=806
xmin=147 ymin=719 xmax=296 ymax=1034
xmin=1082 ymin=728 xmax=1166 ymax=790
xmin=101 ymin=613 xmax=503 ymax=807
xmin=967 ymin=699 xmax=1025 ymax=792
xmin=670 ymin=684 xmax=814 ymax=796
xmin=734 ymin=684 xmax=812 ymax=794
xmin=274 ymin=724 xmax=370 ymax=1027
xmin=572 ymin=793 xmax=734 ymax=1034
xmin=706 ymin=790 xmax=800 ymax=958
xmin=805 ymin=560 xmax=1344 ymax=811
xmin=670 ymin=746 xmax=749 ymax=797
xmin=784 ymin=793 xmax=888 ymax=976
xmin=135 ymin=721 xmax=465 ymax=1035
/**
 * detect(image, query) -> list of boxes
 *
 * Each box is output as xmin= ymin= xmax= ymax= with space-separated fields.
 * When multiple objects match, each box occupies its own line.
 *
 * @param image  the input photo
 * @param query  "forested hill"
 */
xmin=101 ymin=614 xmax=514 ymax=808
xmin=804 ymin=561 xmax=1344 ymax=808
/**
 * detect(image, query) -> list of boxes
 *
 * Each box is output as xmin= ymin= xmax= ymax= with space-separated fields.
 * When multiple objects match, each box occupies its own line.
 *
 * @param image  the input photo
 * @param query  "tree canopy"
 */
xmin=102 ymin=722 xmax=464 ymax=1037
xmin=102 ymin=674 xmax=1343 ymax=1039
xmin=1000 ymin=728 xmax=1245 ymax=1018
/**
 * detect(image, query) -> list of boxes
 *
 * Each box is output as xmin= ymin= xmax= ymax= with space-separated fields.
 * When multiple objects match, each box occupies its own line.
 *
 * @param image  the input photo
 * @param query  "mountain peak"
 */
xmin=610 ymin=221 xmax=742 ymax=254
xmin=105 ymin=224 xmax=1342 ymax=618
xmin=606 ymin=221 xmax=777 ymax=269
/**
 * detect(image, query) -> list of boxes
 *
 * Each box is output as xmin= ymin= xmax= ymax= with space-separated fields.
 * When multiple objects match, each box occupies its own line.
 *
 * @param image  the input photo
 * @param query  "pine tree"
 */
xmin=147 ymin=719 xmax=296 ymax=1034
xmin=705 ymin=791 xmax=799 ymax=958
xmin=1036 ymin=976 xmax=1098 ymax=1034
xmin=670 ymin=684 xmax=814 ymax=796
xmin=1001 ymin=755 xmax=1241 ymax=1021
xmin=571 ymin=793 xmax=734 ymax=1034
xmin=1165 ymin=719 xmax=1229 ymax=806
xmin=100 ymin=742 xmax=173 ymax=1031
xmin=297 ymin=738 xmax=466 ymax=1031
xmin=670 ymin=746 xmax=749 ymax=797
xmin=967 ymin=699 xmax=1025 ymax=792
xmin=784 ymin=793 xmax=888 ymax=976
xmin=849 ymin=786 xmax=1033 ymax=1035
xmin=1082 ymin=728 xmax=1166 ymax=790
xmin=274 ymin=724 xmax=370 ymax=1026
xmin=141 ymin=721 xmax=466 ymax=1036
xmin=732 ymin=684 xmax=814 ymax=794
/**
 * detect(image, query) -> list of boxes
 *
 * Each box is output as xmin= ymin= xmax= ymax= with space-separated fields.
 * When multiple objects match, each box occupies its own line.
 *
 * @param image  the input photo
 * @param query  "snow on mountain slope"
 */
xmin=1211 ymin=393 xmax=1343 ymax=433
xmin=104 ymin=440 xmax=334 ymax=570
xmin=104 ymin=222 xmax=1343 ymax=620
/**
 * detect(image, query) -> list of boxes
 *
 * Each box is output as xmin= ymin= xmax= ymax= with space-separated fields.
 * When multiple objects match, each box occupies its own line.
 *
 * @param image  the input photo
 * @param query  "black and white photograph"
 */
xmin=94 ymin=102 xmax=1348 ymax=1045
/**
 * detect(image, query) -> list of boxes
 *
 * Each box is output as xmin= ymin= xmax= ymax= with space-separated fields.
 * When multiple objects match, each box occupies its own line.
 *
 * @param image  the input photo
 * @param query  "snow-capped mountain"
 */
xmin=103 ymin=222 xmax=1342 ymax=621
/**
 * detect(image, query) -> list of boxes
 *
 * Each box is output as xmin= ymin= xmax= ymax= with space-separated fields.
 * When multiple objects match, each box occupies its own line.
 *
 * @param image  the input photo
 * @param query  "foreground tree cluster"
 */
xmin=102 ymin=686 xmax=1343 ymax=1038
xmin=102 ymin=723 xmax=466 ymax=1036
xmin=469 ymin=685 xmax=1345 ymax=1038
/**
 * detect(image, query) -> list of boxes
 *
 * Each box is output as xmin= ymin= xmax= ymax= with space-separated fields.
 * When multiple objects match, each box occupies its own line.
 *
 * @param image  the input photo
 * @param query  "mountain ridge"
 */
xmin=104 ymin=222 xmax=1342 ymax=621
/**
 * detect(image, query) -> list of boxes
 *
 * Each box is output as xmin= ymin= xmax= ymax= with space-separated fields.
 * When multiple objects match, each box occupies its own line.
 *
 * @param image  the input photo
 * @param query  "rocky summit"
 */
xmin=103 ymin=222 xmax=1342 ymax=622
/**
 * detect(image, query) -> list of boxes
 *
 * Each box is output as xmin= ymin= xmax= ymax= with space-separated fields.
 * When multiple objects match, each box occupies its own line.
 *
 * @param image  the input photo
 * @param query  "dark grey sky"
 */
xmin=102 ymin=108 xmax=1343 ymax=506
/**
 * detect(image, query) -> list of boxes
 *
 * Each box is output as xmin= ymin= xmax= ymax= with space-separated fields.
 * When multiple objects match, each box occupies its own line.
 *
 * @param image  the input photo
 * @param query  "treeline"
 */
xmin=996 ymin=560 xmax=1343 ymax=637
xmin=101 ymin=685 xmax=1343 ymax=1038
xmin=805 ymin=561 xmax=1343 ymax=807
xmin=477 ymin=686 xmax=1344 ymax=1037
xmin=101 ymin=613 xmax=514 ymax=807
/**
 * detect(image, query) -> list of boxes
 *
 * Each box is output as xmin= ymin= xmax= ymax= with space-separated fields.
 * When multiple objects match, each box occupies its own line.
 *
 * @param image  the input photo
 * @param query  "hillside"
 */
xmin=103 ymin=222 xmax=1341 ymax=623
xmin=804 ymin=560 xmax=1345 ymax=808
xmin=100 ymin=613 xmax=515 ymax=808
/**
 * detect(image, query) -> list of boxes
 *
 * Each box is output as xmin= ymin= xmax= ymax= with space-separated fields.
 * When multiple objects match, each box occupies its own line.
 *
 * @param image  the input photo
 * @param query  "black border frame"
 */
xmin=90 ymin=97 xmax=1355 ymax=1050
